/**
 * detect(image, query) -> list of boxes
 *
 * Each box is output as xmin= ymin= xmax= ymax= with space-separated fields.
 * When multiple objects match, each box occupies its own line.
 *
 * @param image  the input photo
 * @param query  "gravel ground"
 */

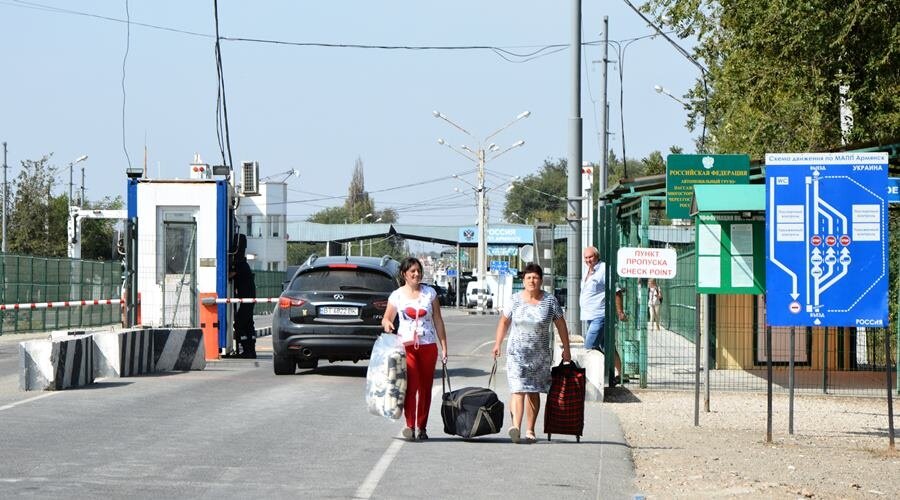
xmin=605 ymin=389 xmax=899 ymax=499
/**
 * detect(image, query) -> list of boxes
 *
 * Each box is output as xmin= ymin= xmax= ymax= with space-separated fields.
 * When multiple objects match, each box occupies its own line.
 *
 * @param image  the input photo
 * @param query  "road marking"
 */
xmin=353 ymin=436 xmax=404 ymax=499
xmin=471 ymin=340 xmax=496 ymax=355
xmin=354 ymin=385 xmax=443 ymax=499
xmin=0 ymin=392 xmax=58 ymax=412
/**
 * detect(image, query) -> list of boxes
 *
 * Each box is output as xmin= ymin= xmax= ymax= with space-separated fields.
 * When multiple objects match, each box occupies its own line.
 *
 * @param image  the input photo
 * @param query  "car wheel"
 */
xmin=273 ymin=353 xmax=296 ymax=375
xmin=296 ymin=357 xmax=318 ymax=369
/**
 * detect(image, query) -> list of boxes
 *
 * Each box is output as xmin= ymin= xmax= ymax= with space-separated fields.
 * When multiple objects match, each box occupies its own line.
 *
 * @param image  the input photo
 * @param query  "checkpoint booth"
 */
xmin=126 ymin=176 xmax=237 ymax=359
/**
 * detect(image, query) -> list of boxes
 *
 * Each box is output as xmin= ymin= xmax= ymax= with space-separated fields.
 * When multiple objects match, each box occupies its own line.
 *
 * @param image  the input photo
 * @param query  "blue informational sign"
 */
xmin=765 ymin=152 xmax=889 ymax=327
xmin=446 ymin=268 xmax=457 ymax=277
xmin=887 ymin=177 xmax=900 ymax=204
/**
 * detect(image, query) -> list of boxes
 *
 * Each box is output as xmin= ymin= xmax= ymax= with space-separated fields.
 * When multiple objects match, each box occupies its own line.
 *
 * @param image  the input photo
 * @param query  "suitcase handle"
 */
xmin=443 ymin=358 xmax=499 ymax=393
xmin=487 ymin=358 xmax=498 ymax=390
xmin=442 ymin=361 xmax=452 ymax=394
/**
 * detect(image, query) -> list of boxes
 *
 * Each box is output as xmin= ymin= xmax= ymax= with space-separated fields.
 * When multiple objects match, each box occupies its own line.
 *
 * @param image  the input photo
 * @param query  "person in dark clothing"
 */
xmin=230 ymin=233 xmax=257 ymax=358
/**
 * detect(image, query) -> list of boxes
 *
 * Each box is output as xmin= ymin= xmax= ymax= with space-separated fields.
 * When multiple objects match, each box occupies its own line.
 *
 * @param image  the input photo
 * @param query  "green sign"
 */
xmin=696 ymin=213 xmax=765 ymax=294
xmin=667 ymin=154 xmax=750 ymax=219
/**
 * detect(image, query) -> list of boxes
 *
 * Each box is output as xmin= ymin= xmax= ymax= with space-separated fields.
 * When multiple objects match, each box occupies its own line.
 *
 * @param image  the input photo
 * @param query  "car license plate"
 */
xmin=320 ymin=306 xmax=358 ymax=316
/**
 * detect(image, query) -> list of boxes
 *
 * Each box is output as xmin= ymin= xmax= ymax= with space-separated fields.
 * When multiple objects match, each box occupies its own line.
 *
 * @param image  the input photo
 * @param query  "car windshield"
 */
xmin=290 ymin=268 xmax=396 ymax=293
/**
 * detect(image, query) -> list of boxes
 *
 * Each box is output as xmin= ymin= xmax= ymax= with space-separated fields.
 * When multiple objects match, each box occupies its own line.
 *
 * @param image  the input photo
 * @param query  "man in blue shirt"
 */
xmin=580 ymin=246 xmax=624 ymax=384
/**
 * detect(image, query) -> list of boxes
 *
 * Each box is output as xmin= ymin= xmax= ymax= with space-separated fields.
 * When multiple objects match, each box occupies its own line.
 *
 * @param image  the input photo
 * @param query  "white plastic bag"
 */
xmin=365 ymin=333 xmax=407 ymax=420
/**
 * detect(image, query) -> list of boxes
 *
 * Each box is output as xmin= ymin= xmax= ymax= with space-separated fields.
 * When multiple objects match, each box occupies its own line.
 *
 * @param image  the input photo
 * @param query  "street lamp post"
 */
xmin=68 ymin=155 xmax=88 ymax=207
xmin=510 ymin=212 xmax=529 ymax=224
xmin=653 ymin=85 xmax=688 ymax=107
xmin=354 ymin=213 xmax=374 ymax=256
xmin=434 ymin=110 xmax=529 ymax=312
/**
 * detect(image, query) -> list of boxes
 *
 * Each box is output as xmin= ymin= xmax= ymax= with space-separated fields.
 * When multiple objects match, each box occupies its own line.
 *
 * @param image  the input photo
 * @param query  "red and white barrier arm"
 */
xmin=200 ymin=297 xmax=281 ymax=306
xmin=0 ymin=298 xmax=123 ymax=311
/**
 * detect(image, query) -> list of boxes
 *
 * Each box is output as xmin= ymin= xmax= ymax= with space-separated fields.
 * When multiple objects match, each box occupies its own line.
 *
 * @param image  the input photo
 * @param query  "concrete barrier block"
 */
xmin=94 ymin=329 xmax=156 ymax=378
xmin=582 ymin=350 xmax=605 ymax=402
xmin=153 ymin=328 xmax=206 ymax=371
xmin=18 ymin=335 xmax=95 ymax=391
xmin=254 ymin=326 xmax=272 ymax=338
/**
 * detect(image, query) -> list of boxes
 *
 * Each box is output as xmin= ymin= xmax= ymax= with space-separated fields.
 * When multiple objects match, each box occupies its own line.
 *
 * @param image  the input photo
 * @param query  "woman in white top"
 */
xmin=382 ymin=257 xmax=449 ymax=441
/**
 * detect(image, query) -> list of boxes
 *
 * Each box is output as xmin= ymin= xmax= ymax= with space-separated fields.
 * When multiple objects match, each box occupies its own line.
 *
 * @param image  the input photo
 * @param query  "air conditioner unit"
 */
xmin=240 ymin=161 xmax=260 ymax=196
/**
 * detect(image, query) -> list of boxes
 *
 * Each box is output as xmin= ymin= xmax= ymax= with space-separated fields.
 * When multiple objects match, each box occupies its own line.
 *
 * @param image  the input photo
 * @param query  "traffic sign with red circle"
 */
xmin=826 ymin=235 xmax=837 ymax=246
xmin=789 ymin=301 xmax=801 ymax=314
xmin=839 ymin=235 xmax=851 ymax=246
xmin=810 ymin=235 xmax=822 ymax=246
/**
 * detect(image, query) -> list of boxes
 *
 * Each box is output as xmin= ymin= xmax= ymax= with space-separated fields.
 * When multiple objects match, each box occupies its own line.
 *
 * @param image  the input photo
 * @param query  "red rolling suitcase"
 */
xmin=544 ymin=360 xmax=585 ymax=442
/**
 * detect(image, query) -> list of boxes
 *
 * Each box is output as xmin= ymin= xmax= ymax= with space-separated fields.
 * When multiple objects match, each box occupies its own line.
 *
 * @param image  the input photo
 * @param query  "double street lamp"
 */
xmin=434 ymin=110 xmax=530 ymax=311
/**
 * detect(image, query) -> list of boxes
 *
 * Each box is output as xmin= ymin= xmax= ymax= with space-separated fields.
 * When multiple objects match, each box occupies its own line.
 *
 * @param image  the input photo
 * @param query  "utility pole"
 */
xmin=2 ymin=141 xmax=7 ymax=253
xmin=567 ymin=0 xmax=584 ymax=333
xmin=476 ymin=147 xmax=487 ymax=306
xmin=599 ymin=17 xmax=609 ymax=205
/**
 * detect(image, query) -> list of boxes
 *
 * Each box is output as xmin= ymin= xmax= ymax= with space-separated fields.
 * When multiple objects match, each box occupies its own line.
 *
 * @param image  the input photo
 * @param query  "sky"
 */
xmin=1 ymin=0 xmax=700 ymax=230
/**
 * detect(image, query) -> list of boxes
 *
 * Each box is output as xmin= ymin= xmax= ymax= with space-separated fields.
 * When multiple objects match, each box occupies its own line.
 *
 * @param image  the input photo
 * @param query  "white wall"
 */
xmin=236 ymin=181 xmax=287 ymax=271
xmin=136 ymin=181 xmax=220 ymax=327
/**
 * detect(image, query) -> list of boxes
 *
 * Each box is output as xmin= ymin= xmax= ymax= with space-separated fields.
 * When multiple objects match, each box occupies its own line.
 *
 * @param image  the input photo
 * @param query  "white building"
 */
xmin=235 ymin=180 xmax=288 ymax=272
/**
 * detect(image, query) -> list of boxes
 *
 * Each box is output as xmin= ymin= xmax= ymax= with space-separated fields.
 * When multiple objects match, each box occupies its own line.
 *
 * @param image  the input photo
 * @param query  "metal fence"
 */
xmin=0 ymin=252 xmax=285 ymax=336
xmin=0 ymin=253 xmax=121 ymax=335
xmin=598 ymin=196 xmax=898 ymax=397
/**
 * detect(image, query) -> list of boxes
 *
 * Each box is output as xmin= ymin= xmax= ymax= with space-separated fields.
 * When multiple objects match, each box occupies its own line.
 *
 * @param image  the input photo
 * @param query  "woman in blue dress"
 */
xmin=492 ymin=262 xmax=571 ymax=443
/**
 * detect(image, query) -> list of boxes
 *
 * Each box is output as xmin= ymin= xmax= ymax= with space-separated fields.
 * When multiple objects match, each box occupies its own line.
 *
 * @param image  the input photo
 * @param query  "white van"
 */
xmin=465 ymin=281 xmax=494 ymax=308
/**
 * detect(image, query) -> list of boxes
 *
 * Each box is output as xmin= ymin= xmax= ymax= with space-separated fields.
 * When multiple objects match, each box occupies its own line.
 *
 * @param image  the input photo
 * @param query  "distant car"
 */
xmin=465 ymin=281 xmax=494 ymax=309
xmin=271 ymin=254 xmax=400 ymax=375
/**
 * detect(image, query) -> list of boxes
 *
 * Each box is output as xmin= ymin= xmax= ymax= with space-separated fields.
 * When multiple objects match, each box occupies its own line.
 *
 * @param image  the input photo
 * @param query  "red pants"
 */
xmin=404 ymin=343 xmax=438 ymax=429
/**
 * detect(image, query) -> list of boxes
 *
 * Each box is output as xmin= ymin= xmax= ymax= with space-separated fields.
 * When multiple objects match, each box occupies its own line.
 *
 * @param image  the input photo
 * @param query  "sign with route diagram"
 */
xmin=765 ymin=152 xmax=889 ymax=327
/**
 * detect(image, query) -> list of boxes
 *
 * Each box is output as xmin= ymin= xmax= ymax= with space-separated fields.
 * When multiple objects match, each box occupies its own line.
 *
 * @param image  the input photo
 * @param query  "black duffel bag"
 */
xmin=441 ymin=359 xmax=504 ymax=438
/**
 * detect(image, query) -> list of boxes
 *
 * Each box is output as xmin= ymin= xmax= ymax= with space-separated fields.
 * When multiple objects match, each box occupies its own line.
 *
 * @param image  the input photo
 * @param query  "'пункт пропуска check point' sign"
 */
xmin=616 ymin=247 xmax=678 ymax=279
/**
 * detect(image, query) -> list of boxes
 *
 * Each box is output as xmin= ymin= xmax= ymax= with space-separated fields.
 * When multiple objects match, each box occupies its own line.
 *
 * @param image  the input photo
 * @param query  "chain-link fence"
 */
xmin=597 ymin=195 xmax=898 ymax=397
xmin=0 ymin=253 xmax=121 ymax=335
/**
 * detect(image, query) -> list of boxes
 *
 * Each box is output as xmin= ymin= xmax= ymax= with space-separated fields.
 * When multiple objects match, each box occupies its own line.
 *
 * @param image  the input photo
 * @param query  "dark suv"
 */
xmin=271 ymin=254 xmax=400 ymax=375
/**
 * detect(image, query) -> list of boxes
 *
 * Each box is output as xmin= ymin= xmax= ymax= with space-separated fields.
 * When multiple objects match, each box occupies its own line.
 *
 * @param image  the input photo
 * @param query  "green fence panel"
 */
xmin=1 ymin=253 xmax=120 ymax=336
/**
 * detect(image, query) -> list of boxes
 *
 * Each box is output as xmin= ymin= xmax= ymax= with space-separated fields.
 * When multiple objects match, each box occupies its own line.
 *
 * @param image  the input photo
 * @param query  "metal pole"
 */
xmin=68 ymin=162 xmax=74 ymax=207
xmin=766 ymin=326 xmax=773 ymax=443
xmin=599 ymin=16 xmax=609 ymax=206
xmin=823 ymin=327 xmax=829 ymax=394
xmin=566 ymin=0 xmax=583 ymax=335
xmin=477 ymin=148 xmax=487 ymax=312
xmin=789 ymin=326 xmax=795 ymax=435
xmin=80 ymin=164 xmax=86 ymax=207
xmin=2 ymin=141 xmax=7 ymax=253
xmin=456 ymin=243 xmax=461 ymax=309
xmin=705 ymin=294 xmax=710 ymax=412
xmin=885 ymin=318 xmax=896 ymax=450
xmin=694 ymin=292 xmax=701 ymax=426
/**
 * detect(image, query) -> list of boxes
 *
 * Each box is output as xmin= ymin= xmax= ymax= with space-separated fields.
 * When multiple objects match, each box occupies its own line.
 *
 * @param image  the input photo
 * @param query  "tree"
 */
xmin=641 ymin=151 xmax=666 ymax=176
xmin=8 ymin=155 xmax=67 ymax=257
xmin=292 ymin=160 xmax=403 ymax=264
xmin=642 ymin=0 xmax=900 ymax=155
xmin=503 ymin=158 xmax=568 ymax=224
